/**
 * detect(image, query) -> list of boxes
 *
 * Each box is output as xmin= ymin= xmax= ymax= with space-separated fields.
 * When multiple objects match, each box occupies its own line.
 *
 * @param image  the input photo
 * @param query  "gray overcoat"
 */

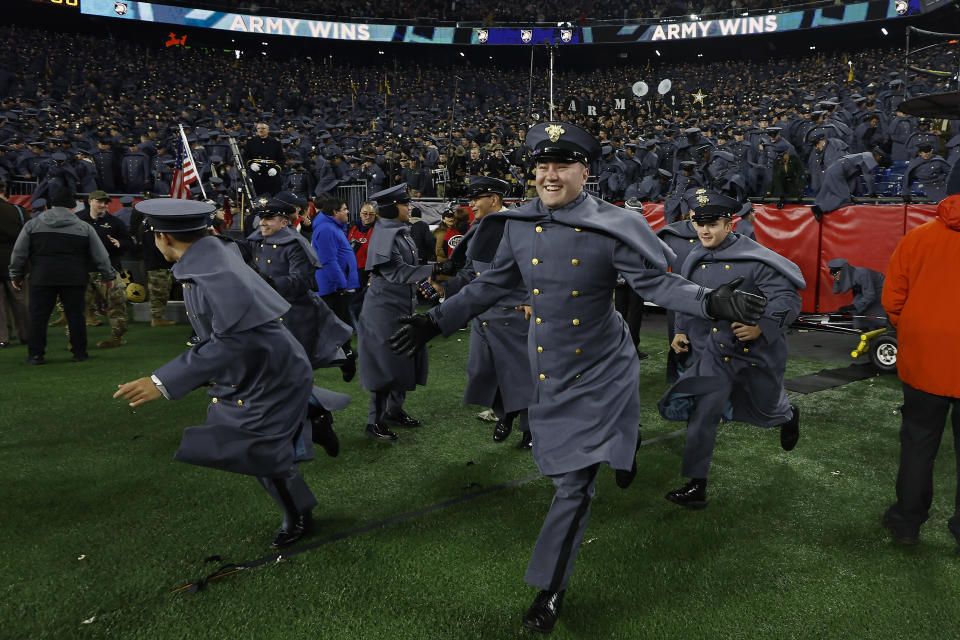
xmin=153 ymin=235 xmax=315 ymax=477
xmin=659 ymin=233 xmax=804 ymax=428
xmin=358 ymin=218 xmax=432 ymax=391
xmin=247 ymin=226 xmax=352 ymax=368
xmin=429 ymin=192 xmax=712 ymax=476
xmin=445 ymin=222 xmax=533 ymax=413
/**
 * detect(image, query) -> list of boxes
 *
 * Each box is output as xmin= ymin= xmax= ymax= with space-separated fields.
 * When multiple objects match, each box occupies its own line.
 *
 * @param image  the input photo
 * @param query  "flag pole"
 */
xmin=179 ymin=124 xmax=207 ymax=199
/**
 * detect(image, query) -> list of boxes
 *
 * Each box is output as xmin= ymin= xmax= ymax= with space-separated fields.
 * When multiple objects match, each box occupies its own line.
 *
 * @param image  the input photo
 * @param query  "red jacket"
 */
xmin=347 ymin=221 xmax=374 ymax=269
xmin=882 ymin=194 xmax=960 ymax=397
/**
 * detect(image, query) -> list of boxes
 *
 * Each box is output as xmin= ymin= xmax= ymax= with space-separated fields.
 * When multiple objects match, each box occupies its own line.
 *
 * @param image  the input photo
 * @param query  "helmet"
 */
xmin=126 ymin=283 xmax=146 ymax=303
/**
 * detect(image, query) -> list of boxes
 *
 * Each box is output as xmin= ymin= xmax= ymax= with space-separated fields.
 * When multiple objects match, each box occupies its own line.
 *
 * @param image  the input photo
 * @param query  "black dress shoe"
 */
xmin=665 ymin=480 xmax=708 ymax=509
xmin=615 ymin=428 xmax=643 ymax=489
xmin=24 ymin=355 xmax=44 ymax=365
xmin=518 ymin=430 xmax=533 ymax=450
xmin=882 ymin=512 xmax=919 ymax=546
xmin=636 ymin=351 xmax=649 ymax=360
xmin=365 ymin=422 xmax=398 ymax=441
xmin=780 ymin=404 xmax=800 ymax=451
xmin=493 ymin=419 xmax=512 ymax=443
xmin=71 ymin=353 xmax=89 ymax=362
xmin=383 ymin=410 xmax=421 ymax=428
xmin=271 ymin=512 xmax=312 ymax=549
xmin=339 ymin=346 xmax=357 ymax=382
xmin=310 ymin=409 xmax=340 ymax=457
xmin=522 ymin=590 xmax=564 ymax=633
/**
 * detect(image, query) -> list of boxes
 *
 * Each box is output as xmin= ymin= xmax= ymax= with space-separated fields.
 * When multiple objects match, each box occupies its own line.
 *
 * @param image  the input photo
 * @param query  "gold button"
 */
xmin=267 ymin=259 xmax=271 ymax=264
xmin=533 ymin=289 xmax=540 ymax=295
xmin=237 ymin=400 xmax=244 ymax=406
xmin=255 ymin=257 xmax=260 ymax=261
xmin=720 ymin=343 xmax=725 ymax=348
xmin=689 ymin=238 xmax=695 ymax=243
xmin=724 ymin=357 xmax=730 ymax=362
xmin=700 ymin=264 xmax=706 ymax=269
xmin=279 ymin=318 xmax=284 ymax=322
xmin=571 ymin=290 xmax=579 ymax=297
xmin=574 ymin=227 xmax=582 ymax=232
xmin=537 ymin=346 xmax=543 ymax=353
xmin=536 ymin=318 xmax=542 ymax=324
xmin=532 ymin=258 xmax=539 ymax=265
xmin=571 ymin=259 xmax=579 ymax=266
xmin=751 ymin=363 xmax=758 ymax=367
xmin=476 ymin=271 xmax=481 ymax=276
xmin=482 ymin=321 xmax=488 ymax=326
xmin=273 ymin=244 xmax=277 ymax=249
xmin=575 ymin=348 xmax=582 ymax=355
xmin=575 ymin=374 xmax=581 ymax=379
xmin=504 ymin=321 xmax=510 ymax=326
xmin=212 ymin=398 xmax=218 ymax=403
xmin=186 ymin=311 xmax=190 ymax=316
xmin=712 ymin=327 xmax=717 ymax=333
xmin=743 ymin=348 xmax=749 ymax=353
xmin=260 ymin=243 xmax=263 ymax=248
xmin=572 ymin=319 xmax=580 ymax=326
xmin=539 ymin=374 xmax=546 ymax=380
xmin=535 ymin=225 xmax=543 ymax=233
xmin=724 ymin=264 xmax=730 ymax=270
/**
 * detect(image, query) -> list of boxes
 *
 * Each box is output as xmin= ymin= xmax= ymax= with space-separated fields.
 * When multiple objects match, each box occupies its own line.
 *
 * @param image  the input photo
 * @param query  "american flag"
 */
xmin=170 ymin=134 xmax=198 ymax=199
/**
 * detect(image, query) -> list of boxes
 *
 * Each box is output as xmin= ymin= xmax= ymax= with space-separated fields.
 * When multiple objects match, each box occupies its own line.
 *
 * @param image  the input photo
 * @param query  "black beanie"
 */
xmin=50 ymin=188 xmax=76 ymax=208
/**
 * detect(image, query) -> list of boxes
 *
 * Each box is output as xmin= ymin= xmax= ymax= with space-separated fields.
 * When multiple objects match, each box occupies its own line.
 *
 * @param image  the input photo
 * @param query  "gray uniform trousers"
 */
xmin=681 ymin=379 xmax=734 ymax=479
xmin=256 ymin=464 xmax=318 ymax=517
xmin=524 ymin=464 xmax=600 ymax=591
xmin=367 ymin=390 xmax=407 ymax=424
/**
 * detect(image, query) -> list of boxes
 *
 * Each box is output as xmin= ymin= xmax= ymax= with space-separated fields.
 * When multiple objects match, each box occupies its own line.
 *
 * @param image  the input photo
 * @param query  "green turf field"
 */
xmin=2 ymin=320 xmax=958 ymax=639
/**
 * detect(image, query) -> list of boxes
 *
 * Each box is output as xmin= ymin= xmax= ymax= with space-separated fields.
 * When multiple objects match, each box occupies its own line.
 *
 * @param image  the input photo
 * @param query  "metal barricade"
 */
xmin=334 ymin=182 xmax=368 ymax=221
xmin=7 ymin=180 xmax=38 ymax=196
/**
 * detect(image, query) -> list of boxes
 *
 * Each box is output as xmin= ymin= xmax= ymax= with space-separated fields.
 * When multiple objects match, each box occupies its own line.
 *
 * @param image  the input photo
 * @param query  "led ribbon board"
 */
xmin=82 ymin=0 xmax=925 ymax=45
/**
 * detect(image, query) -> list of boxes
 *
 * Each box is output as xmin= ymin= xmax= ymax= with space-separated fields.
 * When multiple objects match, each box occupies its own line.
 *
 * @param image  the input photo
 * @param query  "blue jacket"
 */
xmin=311 ymin=213 xmax=360 ymax=296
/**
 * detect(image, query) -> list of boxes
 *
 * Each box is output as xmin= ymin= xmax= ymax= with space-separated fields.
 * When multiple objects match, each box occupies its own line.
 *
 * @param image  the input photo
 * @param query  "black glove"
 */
xmin=837 ymin=304 xmax=857 ymax=316
xmin=389 ymin=314 xmax=441 ymax=357
xmin=776 ymin=198 xmax=785 ymax=210
xmin=432 ymin=261 xmax=456 ymax=277
xmin=705 ymin=276 xmax=767 ymax=325
xmin=902 ymin=193 xmax=912 ymax=204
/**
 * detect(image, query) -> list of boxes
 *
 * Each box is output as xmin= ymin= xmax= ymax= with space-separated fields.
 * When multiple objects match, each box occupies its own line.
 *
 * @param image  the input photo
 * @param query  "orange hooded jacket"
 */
xmin=882 ymin=195 xmax=960 ymax=397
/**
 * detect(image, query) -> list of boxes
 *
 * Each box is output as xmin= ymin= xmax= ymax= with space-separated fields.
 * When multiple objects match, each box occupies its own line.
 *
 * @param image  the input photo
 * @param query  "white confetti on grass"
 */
xmin=77 ymin=554 xmax=86 ymax=560
xmin=82 ymin=617 xmax=96 ymax=624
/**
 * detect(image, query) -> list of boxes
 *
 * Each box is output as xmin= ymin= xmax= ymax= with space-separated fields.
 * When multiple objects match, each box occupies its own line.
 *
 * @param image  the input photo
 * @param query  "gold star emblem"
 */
xmin=697 ymin=194 xmax=710 ymax=206
xmin=546 ymin=124 xmax=565 ymax=143
xmin=693 ymin=90 xmax=706 ymax=104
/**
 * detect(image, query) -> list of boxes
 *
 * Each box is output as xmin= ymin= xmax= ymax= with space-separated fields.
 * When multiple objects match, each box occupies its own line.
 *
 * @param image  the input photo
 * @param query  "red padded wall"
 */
xmin=905 ymin=204 xmax=938 ymax=233
xmin=818 ymin=205 xmax=905 ymax=312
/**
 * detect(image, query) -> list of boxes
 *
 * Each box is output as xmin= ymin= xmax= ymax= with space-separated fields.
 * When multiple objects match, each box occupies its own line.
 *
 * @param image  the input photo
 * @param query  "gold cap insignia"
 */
xmin=546 ymin=124 xmax=565 ymax=143
xmin=697 ymin=194 xmax=710 ymax=206
xmin=695 ymin=188 xmax=707 ymax=195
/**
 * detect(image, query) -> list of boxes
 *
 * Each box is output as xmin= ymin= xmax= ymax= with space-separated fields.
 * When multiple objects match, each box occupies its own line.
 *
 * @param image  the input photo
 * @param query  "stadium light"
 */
xmin=809 ymin=46 xmax=816 ymax=50
xmin=881 ymin=27 xmax=888 ymax=35
xmin=655 ymin=49 xmax=661 ymax=56
xmin=690 ymin=14 xmax=698 ymax=20
xmin=459 ymin=52 xmax=465 ymax=57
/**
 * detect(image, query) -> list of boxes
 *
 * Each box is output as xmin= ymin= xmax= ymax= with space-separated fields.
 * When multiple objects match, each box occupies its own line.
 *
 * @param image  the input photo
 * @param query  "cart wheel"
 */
xmin=869 ymin=335 xmax=898 ymax=373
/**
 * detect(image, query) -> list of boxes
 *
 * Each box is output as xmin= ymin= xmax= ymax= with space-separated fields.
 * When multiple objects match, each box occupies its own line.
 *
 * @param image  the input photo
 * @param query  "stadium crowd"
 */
xmin=1 ymin=25 xmax=958 ymax=217
xmin=163 ymin=0 xmax=823 ymax=24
